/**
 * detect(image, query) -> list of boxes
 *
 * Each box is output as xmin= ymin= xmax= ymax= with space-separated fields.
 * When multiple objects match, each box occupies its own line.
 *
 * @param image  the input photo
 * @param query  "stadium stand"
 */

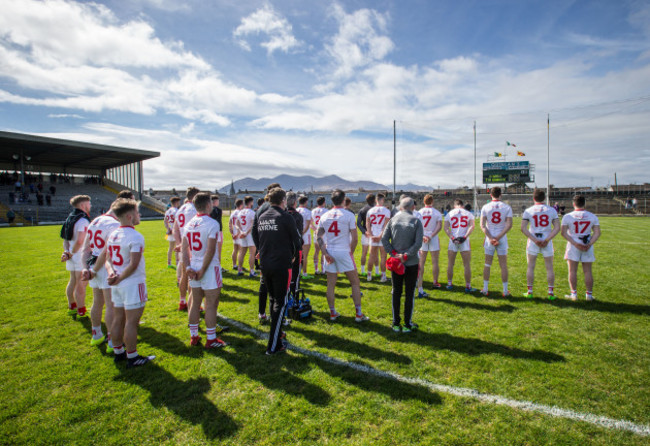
xmin=0 ymin=131 xmax=160 ymax=225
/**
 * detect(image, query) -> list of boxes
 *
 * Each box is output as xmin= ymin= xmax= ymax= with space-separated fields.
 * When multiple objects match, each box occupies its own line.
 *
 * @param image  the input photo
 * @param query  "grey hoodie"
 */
xmin=381 ymin=210 xmax=423 ymax=266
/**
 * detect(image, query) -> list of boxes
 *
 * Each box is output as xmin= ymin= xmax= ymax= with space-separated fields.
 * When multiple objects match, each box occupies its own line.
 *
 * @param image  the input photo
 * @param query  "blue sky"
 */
xmin=0 ymin=0 xmax=649 ymax=189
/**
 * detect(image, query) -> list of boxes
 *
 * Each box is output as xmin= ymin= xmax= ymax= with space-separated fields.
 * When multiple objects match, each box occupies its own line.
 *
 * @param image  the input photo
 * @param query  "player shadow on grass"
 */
xmin=218 ymin=337 xmax=331 ymax=406
xmin=427 ymin=296 xmax=517 ymax=313
xmin=138 ymin=325 xmax=205 ymax=359
xmin=352 ymin=320 xmax=565 ymax=363
xmin=114 ymin=363 xmax=239 ymax=440
xmin=501 ymin=295 xmax=650 ymax=315
xmin=289 ymin=324 xmax=412 ymax=365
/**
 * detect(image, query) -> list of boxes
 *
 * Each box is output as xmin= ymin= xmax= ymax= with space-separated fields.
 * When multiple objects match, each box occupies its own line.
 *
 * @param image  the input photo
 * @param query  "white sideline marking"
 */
xmin=218 ymin=314 xmax=650 ymax=437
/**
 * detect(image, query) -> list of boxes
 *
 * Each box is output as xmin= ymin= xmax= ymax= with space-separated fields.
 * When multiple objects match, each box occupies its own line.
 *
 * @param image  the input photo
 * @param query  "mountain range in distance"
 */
xmin=218 ymin=174 xmax=431 ymax=194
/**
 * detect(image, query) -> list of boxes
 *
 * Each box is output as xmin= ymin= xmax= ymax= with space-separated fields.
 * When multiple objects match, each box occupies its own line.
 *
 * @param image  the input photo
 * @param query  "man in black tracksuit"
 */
xmin=253 ymin=183 xmax=280 ymax=319
xmin=252 ymin=188 xmax=302 ymax=355
xmin=285 ymin=192 xmax=304 ymax=302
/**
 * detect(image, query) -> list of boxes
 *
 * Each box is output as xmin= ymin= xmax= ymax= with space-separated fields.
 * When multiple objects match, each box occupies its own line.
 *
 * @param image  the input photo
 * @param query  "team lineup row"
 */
xmin=59 ymin=185 xmax=600 ymax=363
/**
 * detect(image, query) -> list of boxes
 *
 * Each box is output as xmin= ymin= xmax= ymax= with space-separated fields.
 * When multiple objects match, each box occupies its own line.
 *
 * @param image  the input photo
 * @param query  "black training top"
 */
xmin=357 ymin=204 xmax=372 ymax=233
xmin=286 ymin=206 xmax=304 ymax=252
xmin=61 ymin=208 xmax=90 ymax=241
xmin=209 ymin=206 xmax=223 ymax=232
xmin=253 ymin=205 xmax=302 ymax=271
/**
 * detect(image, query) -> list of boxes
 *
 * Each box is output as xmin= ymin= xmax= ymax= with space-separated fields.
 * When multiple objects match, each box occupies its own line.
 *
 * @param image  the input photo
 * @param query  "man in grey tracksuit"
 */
xmin=381 ymin=197 xmax=423 ymax=332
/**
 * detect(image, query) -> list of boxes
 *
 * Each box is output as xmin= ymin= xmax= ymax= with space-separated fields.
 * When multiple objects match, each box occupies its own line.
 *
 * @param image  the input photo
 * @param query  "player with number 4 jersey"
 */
xmin=521 ymin=189 xmax=561 ymax=299
xmin=479 ymin=187 xmax=513 ymax=297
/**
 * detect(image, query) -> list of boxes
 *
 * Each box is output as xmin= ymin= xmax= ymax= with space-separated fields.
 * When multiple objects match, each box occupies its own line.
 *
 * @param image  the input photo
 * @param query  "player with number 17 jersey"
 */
xmin=561 ymin=209 xmax=599 ymax=263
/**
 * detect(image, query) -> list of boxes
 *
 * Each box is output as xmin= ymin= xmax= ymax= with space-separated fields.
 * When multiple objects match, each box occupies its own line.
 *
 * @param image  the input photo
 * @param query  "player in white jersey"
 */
xmin=229 ymin=199 xmax=244 ymax=270
xmin=297 ymin=195 xmax=313 ymax=279
xmin=521 ymin=189 xmax=561 ymax=299
xmin=60 ymin=195 xmax=91 ymax=318
xmin=173 ymin=187 xmax=200 ymax=311
xmin=235 ymin=196 xmax=257 ymax=277
xmin=311 ymin=196 xmax=328 ymax=274
xmin=164 ymin=197 xmax=181 ymax=269
xmin=182 ymin=193 xmax=227 ymax=348
xmin=443 ymin=199 xmax=476 ymax=292
xmin=417 ymin=194 xmax=443 ymax=296
xmin=95 ymin=198 xmax=154 ymax=368
xmin=82 ymin=208 xmax=120 ymax=351
xmin=316 ymin=190 xmax=368 ymax=322
xmin=365 ymin=193 xmax=391 ymax=282
xmin=561 ymin=195 xmax=601 ymax=301
xmin=479 ymin=187 xmax=513 ymax=297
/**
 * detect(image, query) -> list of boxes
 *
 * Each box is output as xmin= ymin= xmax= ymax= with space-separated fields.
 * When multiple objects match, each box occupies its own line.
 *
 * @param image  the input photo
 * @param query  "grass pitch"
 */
xmin=0 ymin=217 xmax=648 ymax=445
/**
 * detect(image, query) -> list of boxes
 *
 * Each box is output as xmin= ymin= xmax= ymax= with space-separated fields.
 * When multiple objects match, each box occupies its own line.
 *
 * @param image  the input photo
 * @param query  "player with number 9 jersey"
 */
xmin=522 ymin=203 xmax=559 ymax=256
xmin=184 ymin=214 xmax=223 ymax=289
xmin=176 ymin=201 xmax=197 ymax=234
xmin=107 ymin=226 xmax=146 ymax=289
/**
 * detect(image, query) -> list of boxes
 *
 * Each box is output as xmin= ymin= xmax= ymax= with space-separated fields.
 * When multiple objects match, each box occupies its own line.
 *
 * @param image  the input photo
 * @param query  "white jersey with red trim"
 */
xmin=311 ymin=206 xmax=328 ymax=228
xmin=176 ymin=203 xmax=197 ymax=232
xmin=318 ymin=208 xmax=356 ymax=251
xmin=237 ymin=208 xmax=255 ymax=234
xmin=366 ymin=206 xmax=391 ymax=237
xmin=419 ymin=206 xmax=443 ymax=237
xmin=480 ymin=200 xmax=513 ymax=237
xmin=183 ymin=214 xmax=221 ymax=268
xmin=229 ymin=209 xmax=241 ymax=235
xmin=561 ymin=210 xmax=600 ymax=243
xmin=106 ymin=226 xmax=146 ymax=288
xmin=413 ymin=209 xmax=423 ymax=223
xmin=444 ymin=208 xmax=475 ymax=238
xmin=522 ymin=204 xmax=558 ymax=235
xmin=164 ymin=207 xmax=178 ymax=232
xmin=86 ymin=214 xmax=120 ymax=257
xmin=297 ymin=206 xmax=312 ymax=232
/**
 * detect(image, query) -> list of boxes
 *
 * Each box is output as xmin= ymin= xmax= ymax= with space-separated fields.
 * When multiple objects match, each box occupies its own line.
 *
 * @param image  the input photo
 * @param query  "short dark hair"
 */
xmin=267 ymin=182 xmax=281 ymax=191
xmin=344 ymin=197 xmax=351 ymax=206
xmin=331 ymin=189 xmax=345 ymax=206
xmin=298 ymin=195 xmax=309 ymax=205
xmin=533 ymin=188 xmax=545 ymax=203
xmin=316 ymin=196 xmax=326 ymax=206
xmin=377 ymin=193 xmax=385 ymax=201
xmin=170 ymin=196 xmax=181 ymax=204
xmin=268 ymin=187 xmax=286 ymax=205
xmin=186 ymin=187 xmax=200 ymax=200
xmin=70 ymin=195 xmax=90 ymax=207
xmin=491 ymin=186 xmax=502 ymax=198
xmin=211 ymin=194 xmax=220 ymax=201
xmin=193 ymin=192 xmax=212 ymax=213
xmin=235 ymin=199 xmax=244 ymax=208
xmin=454 ymin=198 xmax=464 ymax=207
xmin=366 ymin=193 xmax=376 ymax=206
xmin=573 ymin=195 xmax=586 ymax=208
xmin=244 ymin=196 xmax=254 ymax=205
xmin=257 ymin=197 xmax=265 ymax=206
xmin=111 ymin=198 xmax=138 ymax=218
xmin=116 ymin=190 xmax=134 ymax=199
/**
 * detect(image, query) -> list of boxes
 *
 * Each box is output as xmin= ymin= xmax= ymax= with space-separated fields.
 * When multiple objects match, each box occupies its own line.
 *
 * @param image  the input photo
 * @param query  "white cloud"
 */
xmin=233 ymin=5 xmax=302 ymax=55
xmin=48 ymin=113 xmax=84 ymax=119
xmin=323 ymin=3 xmax=394 ymax=80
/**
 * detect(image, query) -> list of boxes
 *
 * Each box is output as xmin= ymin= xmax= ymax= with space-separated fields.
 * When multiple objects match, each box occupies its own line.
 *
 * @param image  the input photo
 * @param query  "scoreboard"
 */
xmin=483 ymin=161 xmax=532 ymax=184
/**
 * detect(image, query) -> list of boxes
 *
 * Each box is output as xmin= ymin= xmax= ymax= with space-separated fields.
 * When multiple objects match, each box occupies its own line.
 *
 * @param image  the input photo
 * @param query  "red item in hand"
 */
xmin=386 ymin=256 xmax=405 ymax=275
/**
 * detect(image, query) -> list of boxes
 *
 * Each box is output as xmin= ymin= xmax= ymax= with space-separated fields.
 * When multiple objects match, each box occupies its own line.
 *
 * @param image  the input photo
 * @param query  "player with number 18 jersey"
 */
xmin=522 ymin=203 xmax=558 ymax=256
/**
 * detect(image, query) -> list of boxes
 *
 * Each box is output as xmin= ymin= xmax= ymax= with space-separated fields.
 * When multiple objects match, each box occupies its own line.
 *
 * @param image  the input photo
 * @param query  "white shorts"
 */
xmin=232 ymin=232 xmax=241 ymax=245
xmin=564 ymin=244 xmax=595 ymax=263
xmin=65 ymin=251 xmax=84 ymax=272
xmin=526 ymin=239 xmax=554 ymax=257
xmin=484 ymin=237 xmax=508 ymax=256
xmin=167 ymin=234 xmax=176 ymax=243
xmin=240 ymin=233 xmax=255 ymax=248
xmin=89 ymin=267 xmax=110 ymax=290
xmin=189 ymin=264 xmax=223 ymax=290
xmin=420 ymin=235 xmax=440 ymax=252
xmin=112 ymin=282 xmax=147 ymax=310
xmin=302 ymin=232 xmax=311 ymax=246
xmin=361 ymin=234 xmax=370 ymax=246
xmin=448 ymin=239 xmax=471 ymax=253
xmin=369 ymin=235 xmax=383 ymax=248
xmin=324 ymin=250 xmax=356 ymax=274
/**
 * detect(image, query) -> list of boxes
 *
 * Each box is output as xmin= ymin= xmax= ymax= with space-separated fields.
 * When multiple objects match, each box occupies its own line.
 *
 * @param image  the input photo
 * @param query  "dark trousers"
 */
xmin=289 ymin=251 xmax=302 ymax=301
xmin=262 ymin=268 xmax=291 ymax=352
xmin=391 ymin=264 xmax=418 ymax=326
xmin=258 ymin=275 xmax=268 ymax=315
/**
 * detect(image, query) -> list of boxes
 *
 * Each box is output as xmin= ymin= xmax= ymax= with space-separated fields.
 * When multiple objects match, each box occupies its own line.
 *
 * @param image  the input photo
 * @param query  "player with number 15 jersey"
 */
xmin=183 ymin=213 xmax=223 ymax=290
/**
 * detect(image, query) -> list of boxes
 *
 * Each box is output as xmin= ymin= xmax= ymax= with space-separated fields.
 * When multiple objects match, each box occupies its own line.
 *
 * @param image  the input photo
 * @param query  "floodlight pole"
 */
xmin=473 ymin=121 xmax=477 ymax=213
xmin=546 ymin=113 xmax=550 ymax=205
xmin=393 ymin=120 xmax=396 ymax=209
